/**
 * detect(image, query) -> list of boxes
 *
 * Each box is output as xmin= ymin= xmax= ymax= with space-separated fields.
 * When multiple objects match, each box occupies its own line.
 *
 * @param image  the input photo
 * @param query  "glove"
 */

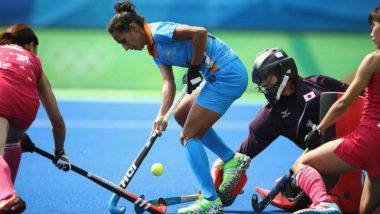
xmin=53 ymin=149 xmax=71 ymax=171
xmin=20 ymin=133 xmax=35 ymax=153
xmin=183 ymin=65 xmax=203 ymax=94
xmin=304 ymin=124 xmax=322 ymax=150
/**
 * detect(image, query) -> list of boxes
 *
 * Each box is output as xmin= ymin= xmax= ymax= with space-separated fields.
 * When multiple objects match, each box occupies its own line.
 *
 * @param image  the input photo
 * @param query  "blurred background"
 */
xmin=0 ymin=0 xmax=377 ymax=101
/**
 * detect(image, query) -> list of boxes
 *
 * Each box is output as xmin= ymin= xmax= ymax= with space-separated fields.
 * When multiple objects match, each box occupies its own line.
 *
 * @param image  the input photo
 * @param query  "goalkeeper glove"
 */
xmin=304 ymin=125 xmax=322 ymax=150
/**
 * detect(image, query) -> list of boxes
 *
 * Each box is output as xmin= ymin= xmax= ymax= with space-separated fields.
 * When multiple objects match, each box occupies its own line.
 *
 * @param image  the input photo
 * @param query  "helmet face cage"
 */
xmin=252 ymin=48 xmax=297 ymax=106
xmin=254 ymin=68 xmax=279 ymax=101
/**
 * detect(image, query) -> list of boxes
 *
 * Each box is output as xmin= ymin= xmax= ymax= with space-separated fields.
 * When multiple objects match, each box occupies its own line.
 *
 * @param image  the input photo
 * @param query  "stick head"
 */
xmin=108 ymin=194 xmax=126 ymax=214
xmin=251 ymin=194 xmax=262 ymax=212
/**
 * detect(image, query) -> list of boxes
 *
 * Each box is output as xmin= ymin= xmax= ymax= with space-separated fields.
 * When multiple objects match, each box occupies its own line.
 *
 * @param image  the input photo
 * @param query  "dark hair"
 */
xmin=107 ymin=0 xmax=145 ymax=34
xmin=369 ymin=5 xmax=380 ymax=26
xmin=0 ymin=23 xmax=38 ymax=46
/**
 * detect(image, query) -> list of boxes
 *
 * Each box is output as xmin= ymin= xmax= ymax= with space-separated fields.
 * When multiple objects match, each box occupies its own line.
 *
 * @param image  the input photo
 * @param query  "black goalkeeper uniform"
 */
xmin=238 ymin=75 xmax=349 ymax=158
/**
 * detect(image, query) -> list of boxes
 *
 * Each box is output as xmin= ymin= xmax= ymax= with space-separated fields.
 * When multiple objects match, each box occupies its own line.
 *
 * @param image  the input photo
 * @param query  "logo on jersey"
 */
xmin=16 ymin=53 xmax=31 ymax=65
xmin=0 ymin=60 xmax=11 ymax=69
xmin=281 ymin=108 xmax=291 ymax=118
xmin=377 ymin=123 xmax=380 ymax=128
xmin=303 ymin=91 xmax=316 ymax=102
xmin=165 ymin=50 xmax=177 ymax=59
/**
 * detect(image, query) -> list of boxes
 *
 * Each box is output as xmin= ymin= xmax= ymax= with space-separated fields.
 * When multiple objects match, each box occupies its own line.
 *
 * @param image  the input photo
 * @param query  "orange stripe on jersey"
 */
xmin=143 ymin=23 xmax=159 ymax=57
xmin=210 ymin=65 xmax=219 ymax=72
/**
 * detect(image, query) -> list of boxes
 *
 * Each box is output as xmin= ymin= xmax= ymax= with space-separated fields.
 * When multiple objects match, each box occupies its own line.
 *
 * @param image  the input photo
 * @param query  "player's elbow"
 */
xmin=335 ymin=98 xmax=351 ymax=113
xmin=194 ymin=27 xmax=207 ymax=40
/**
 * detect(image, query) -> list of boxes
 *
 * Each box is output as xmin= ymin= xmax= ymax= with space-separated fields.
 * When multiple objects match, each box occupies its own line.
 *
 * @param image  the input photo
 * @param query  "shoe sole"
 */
xmin=294 ymin=208 xmax=341 ymax=214
xmin=177 ymin=204 xmax=223 ymax=214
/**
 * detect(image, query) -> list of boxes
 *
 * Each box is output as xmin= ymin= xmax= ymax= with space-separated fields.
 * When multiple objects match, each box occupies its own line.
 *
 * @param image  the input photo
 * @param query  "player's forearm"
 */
xmin=318 ymin=99 xmax=349 ymax=133
xmin=159 ymin=81 xmax=176 ymax=116
xmin=52 ymin=120 xmax=66 ymax=151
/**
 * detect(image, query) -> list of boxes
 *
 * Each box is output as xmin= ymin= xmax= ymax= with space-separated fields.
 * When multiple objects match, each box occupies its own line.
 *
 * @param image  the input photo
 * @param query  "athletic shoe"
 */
xmin=219 ymin=153 xmax=251 ymax=194
xmin=293 ymin=202 xmax=341 ymax=214
xmin=0 ymin=194 xmax=26 ymax=214
xmin=218 ymin=192 xmax=237 ymax=207
xmin=177 ymin=195 xmax=223 ymax=214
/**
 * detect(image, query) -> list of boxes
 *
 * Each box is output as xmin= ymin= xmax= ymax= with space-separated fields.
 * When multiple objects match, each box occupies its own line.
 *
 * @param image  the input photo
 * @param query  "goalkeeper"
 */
xmin=213 ymin=48 xmax=361 ymax=212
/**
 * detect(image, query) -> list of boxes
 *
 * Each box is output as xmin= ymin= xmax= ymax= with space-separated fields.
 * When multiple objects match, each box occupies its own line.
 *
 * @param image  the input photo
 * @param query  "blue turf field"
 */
xmin=15 ymin=100 xmax=301 ymax=213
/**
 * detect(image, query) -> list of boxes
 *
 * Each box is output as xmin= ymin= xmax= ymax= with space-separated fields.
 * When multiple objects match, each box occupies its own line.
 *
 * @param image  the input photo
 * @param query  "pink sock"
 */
xmin=3 ymin=142 xmax=21 ymax=183
xmin=0 ymin=156 xmax=16 ymax=200
xmin=296 ymin=165 xmax=329 ymax=204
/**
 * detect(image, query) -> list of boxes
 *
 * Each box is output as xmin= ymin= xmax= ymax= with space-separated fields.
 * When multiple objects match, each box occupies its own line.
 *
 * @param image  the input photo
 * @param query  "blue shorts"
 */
xmin=195 ymin=58 xmax=248 ymax=115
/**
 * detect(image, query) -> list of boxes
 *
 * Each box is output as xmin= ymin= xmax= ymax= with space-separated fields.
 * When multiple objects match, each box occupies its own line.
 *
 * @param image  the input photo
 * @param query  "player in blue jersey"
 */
xmin=107 ymin=1 xmax=251 ymax=213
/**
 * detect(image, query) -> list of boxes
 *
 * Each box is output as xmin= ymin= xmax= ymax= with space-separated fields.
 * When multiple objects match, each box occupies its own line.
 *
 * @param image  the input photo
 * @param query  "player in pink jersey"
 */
xmin=0 ymin=24 xmax=70 ymax=213
xmin=291 ymin=5 xmax=380 ymax=214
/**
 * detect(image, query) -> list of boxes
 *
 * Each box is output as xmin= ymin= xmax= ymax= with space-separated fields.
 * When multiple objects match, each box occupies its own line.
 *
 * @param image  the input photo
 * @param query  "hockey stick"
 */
xmin=134 ymin=194 xmax=198 ymax=214
xmin=251 ymin=148 xmax=309 ymax=212
xmin=251 ymin=171 xmax=293 ymax=212
xmin=21 ymin=134 xmax=167 ymax=214
xmin=109 ymin=85 xmax=188 ymax=214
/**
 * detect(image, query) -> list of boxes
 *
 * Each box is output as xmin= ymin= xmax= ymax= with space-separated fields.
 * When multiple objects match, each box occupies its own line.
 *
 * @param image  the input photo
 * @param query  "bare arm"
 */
xmin=318 ymin=51 xmax=380 ymax=132
xmin=154 ymin=64 xmax=176 ymax=132
xmin=38 ymin=73 xmax=66 ymax=151
xmin=173 ymin=25 xmax=207 ymax=66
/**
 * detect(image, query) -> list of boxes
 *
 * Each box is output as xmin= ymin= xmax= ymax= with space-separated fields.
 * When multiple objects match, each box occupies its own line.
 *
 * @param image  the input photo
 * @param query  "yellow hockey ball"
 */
xmin=151 ymin=163 xmax=164 ymax=176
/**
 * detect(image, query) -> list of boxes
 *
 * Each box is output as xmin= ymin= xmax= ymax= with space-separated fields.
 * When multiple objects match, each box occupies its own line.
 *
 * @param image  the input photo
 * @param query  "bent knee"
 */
xmin=180 ymin=130 xmax=200 ymax=145
xmin=174 ymin=109 xmax=186 ymax=127
xmin=7 ymin=128 xmax=25 ymax=144
xmin=292 ymin=158 xmax=306 ymax=174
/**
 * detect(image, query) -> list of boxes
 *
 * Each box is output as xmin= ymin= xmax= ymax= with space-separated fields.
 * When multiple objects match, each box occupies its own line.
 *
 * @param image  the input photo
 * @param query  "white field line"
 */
xmin=31 ymin=119 xmax=249 ymax=131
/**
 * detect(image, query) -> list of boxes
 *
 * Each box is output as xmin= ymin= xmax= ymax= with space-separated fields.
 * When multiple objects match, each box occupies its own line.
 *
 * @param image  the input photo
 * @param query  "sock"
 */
xmin=184 ymin=138 xmax=218 ymax=201
xmin=0 ymin=156 xmax=16 ymax=200
xmin=3 ymin=142 xmax=22 ymax=183
xmin=202 ymin=128 xmax=234 ymax=162
xmin=296 ymin=165 xmax=329 ymax=204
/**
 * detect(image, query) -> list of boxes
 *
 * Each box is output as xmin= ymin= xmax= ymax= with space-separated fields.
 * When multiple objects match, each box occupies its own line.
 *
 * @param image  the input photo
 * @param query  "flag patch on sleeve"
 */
xmin=303 ymin=91 xmax=316 ymax=102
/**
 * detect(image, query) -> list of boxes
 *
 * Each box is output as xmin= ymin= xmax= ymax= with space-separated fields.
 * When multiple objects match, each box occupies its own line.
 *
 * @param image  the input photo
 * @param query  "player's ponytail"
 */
xmin=0 ymin=32 xmax=14 ymax=45
xmin=107 ymin=0 xmax=145 ymax=34
xmin=0 ymin=24 xmax=38 ymax=47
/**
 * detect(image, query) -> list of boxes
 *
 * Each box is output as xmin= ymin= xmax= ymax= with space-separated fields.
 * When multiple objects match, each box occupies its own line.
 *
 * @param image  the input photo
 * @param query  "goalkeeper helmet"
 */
xmin=252 ymin=48 xmax=298 ymax=106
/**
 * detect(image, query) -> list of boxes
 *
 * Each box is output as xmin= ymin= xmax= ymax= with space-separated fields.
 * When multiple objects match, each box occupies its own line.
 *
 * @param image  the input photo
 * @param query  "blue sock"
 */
xmin=202 ymin=128 xmax=234 ymax=162
xmin=184 ymin=138 xmax=218 ymax=201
